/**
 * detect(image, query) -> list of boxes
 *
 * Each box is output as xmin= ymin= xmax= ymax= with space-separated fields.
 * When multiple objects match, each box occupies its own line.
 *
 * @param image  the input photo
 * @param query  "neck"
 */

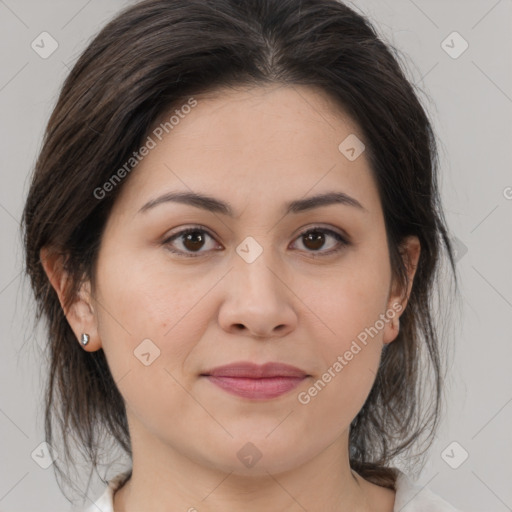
xmin=113 ymin=429 xmax=394 ymax=512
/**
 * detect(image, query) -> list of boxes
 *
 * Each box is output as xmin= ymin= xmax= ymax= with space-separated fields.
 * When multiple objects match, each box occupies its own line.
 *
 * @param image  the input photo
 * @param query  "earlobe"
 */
xmin=40 ymin=247 xmax=100 ymax=351
xmin=382 ymin=303 xmax=402 ymax=345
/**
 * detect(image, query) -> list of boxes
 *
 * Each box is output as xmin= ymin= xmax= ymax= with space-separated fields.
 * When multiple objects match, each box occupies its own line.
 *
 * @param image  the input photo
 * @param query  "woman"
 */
xmin=22 ymin=0 xmax=460 ymax=510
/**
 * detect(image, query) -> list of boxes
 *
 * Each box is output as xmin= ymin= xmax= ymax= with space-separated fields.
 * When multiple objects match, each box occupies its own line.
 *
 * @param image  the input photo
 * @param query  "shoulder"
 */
xmin=394 ymin=471 xmax=462 ymax=512
xmin=83 ymin=470 xmax=131 ymax=512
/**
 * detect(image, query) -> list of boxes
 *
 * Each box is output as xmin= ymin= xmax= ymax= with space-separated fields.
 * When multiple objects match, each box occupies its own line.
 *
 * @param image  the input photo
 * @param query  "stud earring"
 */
xmin=80 ymin=333 xmax=90 ymax=346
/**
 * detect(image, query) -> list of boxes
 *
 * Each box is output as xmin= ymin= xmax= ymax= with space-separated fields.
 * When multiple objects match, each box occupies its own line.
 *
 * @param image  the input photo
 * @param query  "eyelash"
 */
xmin=162 ymin=225 xmax=350 ymax=259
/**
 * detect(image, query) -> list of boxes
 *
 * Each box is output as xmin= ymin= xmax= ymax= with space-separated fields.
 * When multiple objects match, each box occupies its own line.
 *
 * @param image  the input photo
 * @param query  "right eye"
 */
xmin=162 ymin=226 xmax=222 ymax=258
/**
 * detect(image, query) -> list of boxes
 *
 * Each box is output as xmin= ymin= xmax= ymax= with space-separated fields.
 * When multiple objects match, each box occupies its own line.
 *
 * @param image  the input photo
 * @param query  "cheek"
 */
xmin=96 ymin=244 xmax=205 ymax=333
xmin=93 ymin=260 xmax=209 ymax=429
xmin=297 ymin=250 xmax=391 ymax=407
xmin=309 ymin=257 xmax=391 ymax=348
xmin=93 ymin=252 xmax=210 ymax=380
xmin=296 ymin=283 xmax=386 ymax=436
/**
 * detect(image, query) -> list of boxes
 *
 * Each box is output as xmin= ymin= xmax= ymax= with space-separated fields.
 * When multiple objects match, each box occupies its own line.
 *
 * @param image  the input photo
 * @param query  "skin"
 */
xmin=42 ymin=83 xmax=420 ymax=512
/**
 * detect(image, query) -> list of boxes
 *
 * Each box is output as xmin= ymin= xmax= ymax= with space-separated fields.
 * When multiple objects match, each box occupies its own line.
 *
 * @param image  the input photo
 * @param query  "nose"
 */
xmin=217 ymin=249 xmax=298 ymax=339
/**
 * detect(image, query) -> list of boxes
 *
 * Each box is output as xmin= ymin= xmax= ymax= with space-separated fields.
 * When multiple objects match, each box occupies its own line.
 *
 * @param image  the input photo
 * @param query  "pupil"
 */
xmin=184 ymin=232 xmax=204 ymax=251
xmin=305 ymin=231 xmax=324 ymax=250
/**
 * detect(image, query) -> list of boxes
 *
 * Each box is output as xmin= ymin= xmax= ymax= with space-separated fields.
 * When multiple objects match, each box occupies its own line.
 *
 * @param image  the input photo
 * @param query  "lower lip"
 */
xmin=204 ymin=375 xmax=307 ymax=399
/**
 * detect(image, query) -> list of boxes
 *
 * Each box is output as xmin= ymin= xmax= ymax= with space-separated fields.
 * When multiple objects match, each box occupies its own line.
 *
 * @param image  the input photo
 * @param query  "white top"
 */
xmin=84 ymin=469 xmax=461 ymax=512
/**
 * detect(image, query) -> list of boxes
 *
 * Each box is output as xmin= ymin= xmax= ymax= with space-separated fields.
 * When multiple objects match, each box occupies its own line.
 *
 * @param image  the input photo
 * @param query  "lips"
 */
xmin=201 ymin=362 xmax=309 ymax=400
xmin=202 ymin=361 xmax=308 ymax=379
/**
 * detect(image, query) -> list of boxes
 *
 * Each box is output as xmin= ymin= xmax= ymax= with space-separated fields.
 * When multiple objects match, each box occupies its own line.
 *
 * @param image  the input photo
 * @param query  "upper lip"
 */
xmin=201 ymin=361 xmax=309 ymax=378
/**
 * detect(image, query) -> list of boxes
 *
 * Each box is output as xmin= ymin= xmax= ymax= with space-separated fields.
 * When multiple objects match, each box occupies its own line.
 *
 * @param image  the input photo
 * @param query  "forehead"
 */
xmin=112 ymin=84 xmax=380 ymax=218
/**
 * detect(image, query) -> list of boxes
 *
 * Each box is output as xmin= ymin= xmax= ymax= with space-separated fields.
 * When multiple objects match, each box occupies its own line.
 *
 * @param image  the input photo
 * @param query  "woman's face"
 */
xmin=84 ymin=84 xmax=419 ymax=475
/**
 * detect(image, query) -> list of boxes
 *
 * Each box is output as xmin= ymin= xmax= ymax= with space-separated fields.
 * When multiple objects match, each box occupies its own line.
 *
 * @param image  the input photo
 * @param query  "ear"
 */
xmin=382 ymin=235 xmax=421 ymax=345
xmin=40 ymin=246 xmax=101 ymax=351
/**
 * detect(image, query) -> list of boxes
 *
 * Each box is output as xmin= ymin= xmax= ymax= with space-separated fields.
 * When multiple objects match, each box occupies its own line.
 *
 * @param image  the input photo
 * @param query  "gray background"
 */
xmin=0 ymin=0 xmax=511 ymax=510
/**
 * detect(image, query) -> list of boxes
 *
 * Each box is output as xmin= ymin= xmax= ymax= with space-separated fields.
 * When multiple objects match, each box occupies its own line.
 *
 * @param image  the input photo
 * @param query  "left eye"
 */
xmin=162 ymin=226 xmax=349 ymax=258
xmin=292 ymin=227 xmax=349 ymax=256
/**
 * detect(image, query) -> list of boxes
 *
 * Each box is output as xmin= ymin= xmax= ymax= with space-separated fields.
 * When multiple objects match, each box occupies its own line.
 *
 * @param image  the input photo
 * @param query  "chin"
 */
xmin=196 ymin=434 xmax=315 ymax=477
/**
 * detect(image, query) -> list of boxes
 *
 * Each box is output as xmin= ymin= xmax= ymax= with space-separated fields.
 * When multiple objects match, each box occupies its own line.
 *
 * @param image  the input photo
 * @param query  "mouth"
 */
xmin=200 ymin=361 xmax=310 ymax=400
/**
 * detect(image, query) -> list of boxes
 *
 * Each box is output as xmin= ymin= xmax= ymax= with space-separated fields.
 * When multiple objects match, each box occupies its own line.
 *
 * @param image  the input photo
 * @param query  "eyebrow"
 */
xmin=138 ymin=190 xmax=367 ymax=216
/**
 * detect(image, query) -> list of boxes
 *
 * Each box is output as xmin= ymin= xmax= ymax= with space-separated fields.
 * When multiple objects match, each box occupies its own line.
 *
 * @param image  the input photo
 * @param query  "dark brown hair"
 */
xmin=22 ymin=0 xmax=458 ymax=502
